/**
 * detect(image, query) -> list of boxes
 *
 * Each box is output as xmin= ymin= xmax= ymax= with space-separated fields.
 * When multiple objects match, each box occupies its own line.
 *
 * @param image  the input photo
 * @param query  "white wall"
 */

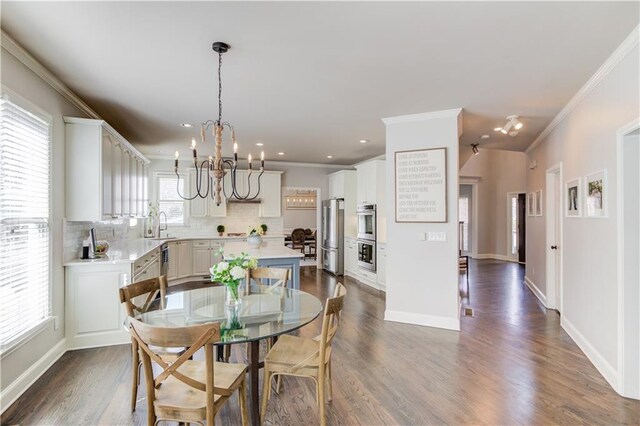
xmin=282 ymin=188 xmax=317 ymax=231
xmin=0 ymin=48 xmax=86 ymax=394
xmin=460 ymin=149 xmax=527 ymax=259
xmin=383 ymin=109 xmax=462 ymax=331
xmin=525 ymin=34 xmax=639 ymax=391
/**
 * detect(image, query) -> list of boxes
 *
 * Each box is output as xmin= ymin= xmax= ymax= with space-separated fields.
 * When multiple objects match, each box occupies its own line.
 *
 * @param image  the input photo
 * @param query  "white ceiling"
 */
xmin=2 ymin=2 xmax=638 ymax=165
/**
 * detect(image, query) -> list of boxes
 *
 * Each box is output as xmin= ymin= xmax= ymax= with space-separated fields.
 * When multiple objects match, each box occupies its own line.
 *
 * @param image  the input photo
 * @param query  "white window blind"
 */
xmin=0 ymin=98 xmax=51 ymax=349
xmin=157 ymin=173 xmax=185 ymax=225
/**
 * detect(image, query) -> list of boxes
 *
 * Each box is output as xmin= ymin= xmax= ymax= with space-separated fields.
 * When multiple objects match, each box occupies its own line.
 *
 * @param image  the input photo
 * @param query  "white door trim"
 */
xmin=616 ymin=117 xmax=640 ymax=399
xmin=545 ymin=162 xmax=563 ymax=311
xmin=459 ymin=178 xmax=479 ymax=258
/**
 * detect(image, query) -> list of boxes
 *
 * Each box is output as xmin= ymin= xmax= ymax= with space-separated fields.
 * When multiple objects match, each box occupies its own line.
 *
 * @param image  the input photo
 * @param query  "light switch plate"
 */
xmin=427 ymin=232 xmax=447 ymax=242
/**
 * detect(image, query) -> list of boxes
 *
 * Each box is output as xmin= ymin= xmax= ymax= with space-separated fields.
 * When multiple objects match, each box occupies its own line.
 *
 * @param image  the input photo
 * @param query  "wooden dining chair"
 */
xmin=119 ymin=276 xmax=168 ymax=412
xmin=222 ymin=267 xmax=291 ymax=362
xmin=290 ymin=228 xmax=306 ymax=255
xmin=129 ymin=318 xmax=249 ymax=426
xmin=261 ymin=282 xmax=346 ymax=426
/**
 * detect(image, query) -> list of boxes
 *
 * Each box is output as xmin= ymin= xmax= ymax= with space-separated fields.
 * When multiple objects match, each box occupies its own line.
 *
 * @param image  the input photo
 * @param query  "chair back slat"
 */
xmin=247 ymin=267 xmax=290 ymax=289
xmin=119 ymin=276 xmax=167 ymax=316
xmin=318 ymin=283 xmax=346 ymax=366
xmin=129 ymin=318 xmax=221 ymax=396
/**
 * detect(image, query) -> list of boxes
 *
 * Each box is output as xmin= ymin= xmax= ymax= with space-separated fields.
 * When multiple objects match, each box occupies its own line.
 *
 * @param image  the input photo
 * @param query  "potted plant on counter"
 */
xmin=260 ymin=224 xmax=268 ymax=235
xmin=247 ymin=225 xmax=264 ymax=248
xmin=217 ymin=224 xmax=225 ymax=237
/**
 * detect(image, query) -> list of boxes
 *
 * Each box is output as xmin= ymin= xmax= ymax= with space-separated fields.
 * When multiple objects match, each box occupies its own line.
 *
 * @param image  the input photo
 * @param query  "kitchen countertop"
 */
xmin=222 ymin=241 xmax=304 ymax=260
xmin=64 ymin=239 xmax=165 ymax=267
xmin=64 ymin=235 xmax=288 ymax=267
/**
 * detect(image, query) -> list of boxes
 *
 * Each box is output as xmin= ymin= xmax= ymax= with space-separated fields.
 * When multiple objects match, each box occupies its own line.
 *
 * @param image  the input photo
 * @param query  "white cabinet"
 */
xmin=355 ymin=160 xmax=385 ymax=205
xmin=345 ymin=237 xmax=358 ymax=275
xmin=65 ymin=263 xmax=131 ymax=349
xmin=259 ymin=172 xmax=282 ymax=217
xmin=377 ymin=243 xmax=386 ymax=290
xmin=175 ymin=240 xmax=192 ymax=279
xmin=192 ymin=240 xmax=223 ymax=276
xmin=65 ymin=117 xmax=149 ymax=222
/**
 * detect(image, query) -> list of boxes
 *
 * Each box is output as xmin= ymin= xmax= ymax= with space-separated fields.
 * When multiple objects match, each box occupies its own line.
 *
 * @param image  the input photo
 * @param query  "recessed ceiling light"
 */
xmin=180 ymin=123 xmax=193 ymax=128
xmin=278 ymin=152 xmax=285 ymax=156
xmin=359 ymin=139 xmax=369 ymax=144
xmin=256 ymin=142 xmax=264 ymax=146
xmin=480 ymin=134 xmax=490 ymax=140
xmin=327 ymin=155 xmax=333 ymax=159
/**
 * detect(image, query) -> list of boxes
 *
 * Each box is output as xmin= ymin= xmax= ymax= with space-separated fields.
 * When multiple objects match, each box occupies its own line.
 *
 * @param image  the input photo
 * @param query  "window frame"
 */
xmin=154 ymin=171 xmax=189 ymax=227
xmin=0 ymin=87 xmax=54 ymax=356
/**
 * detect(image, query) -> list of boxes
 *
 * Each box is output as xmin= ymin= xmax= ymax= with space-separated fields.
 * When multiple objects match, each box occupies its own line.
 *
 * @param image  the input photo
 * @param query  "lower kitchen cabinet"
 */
xmin=345 ymin=237 xmax=358 ymax=275
xmin=192 ymin=240 xmax=223 ymax=277
xmin=65 ymin=263 xmax=131 ymax=350
xmin=175 ymin=240 xmax=192 ymax=278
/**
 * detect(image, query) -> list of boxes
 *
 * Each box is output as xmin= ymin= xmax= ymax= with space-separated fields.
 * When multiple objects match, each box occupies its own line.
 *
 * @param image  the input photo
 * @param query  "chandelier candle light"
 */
xmin=174 ymin=42 xmax=265 ymax=206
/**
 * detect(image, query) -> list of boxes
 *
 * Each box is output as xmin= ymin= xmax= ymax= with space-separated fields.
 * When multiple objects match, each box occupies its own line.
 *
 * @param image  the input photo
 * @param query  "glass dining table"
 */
xmin=135 ymin=283 xmax=323 ymax=426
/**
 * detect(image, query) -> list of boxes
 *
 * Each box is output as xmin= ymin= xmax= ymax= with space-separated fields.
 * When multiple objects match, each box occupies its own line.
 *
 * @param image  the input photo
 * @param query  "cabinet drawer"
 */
xmin=192 ymin=240 xmax=210 ymax=248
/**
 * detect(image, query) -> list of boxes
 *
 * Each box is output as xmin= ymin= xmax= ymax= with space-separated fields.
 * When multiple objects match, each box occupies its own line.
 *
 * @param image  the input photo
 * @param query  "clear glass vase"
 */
xmin=225 ymin=284 xmax=241 ymax=307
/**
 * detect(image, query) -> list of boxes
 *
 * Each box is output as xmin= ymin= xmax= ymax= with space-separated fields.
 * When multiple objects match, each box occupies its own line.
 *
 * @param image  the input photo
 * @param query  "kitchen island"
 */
xmin=222 ymin=241 xmax=304 ymax=289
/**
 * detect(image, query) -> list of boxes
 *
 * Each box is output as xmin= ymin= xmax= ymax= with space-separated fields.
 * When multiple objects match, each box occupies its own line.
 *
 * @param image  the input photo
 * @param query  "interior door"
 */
xmin=518 ymin=193 xmax=526 ymax=263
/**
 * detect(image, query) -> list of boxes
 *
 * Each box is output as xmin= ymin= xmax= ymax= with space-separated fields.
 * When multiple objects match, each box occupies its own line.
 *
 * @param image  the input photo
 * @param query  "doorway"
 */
xmin=545 ymin=163 xmax=563 ymax=313
xmin=617 ymin=120 xmax=639 ymax=399
xmin=283 ymin=187 xmax=321 ymax=267
xmin=459 ymin=184 xmax=473 ymax=257
xmin=507 ymin=192 xmax=526 ymax=263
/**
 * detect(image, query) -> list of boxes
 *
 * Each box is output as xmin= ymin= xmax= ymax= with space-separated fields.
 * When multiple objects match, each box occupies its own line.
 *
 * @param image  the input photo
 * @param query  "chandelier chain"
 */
xmin=218 ymin=51 xmax=223 ymax=124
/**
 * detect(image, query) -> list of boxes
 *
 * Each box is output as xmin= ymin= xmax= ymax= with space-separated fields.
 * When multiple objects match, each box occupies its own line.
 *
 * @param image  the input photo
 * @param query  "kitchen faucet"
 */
xmin=158 ymin=211 xmax=168 ymax=238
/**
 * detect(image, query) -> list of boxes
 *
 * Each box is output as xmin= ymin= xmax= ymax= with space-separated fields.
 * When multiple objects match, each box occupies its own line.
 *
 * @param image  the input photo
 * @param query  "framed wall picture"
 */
xmin=527 ymin=192 xmax=535 ymax=217
xmin=535 ymin=190 xmax=543 ymax=216
xmin=565 ymin=178 xmax=581 ymax=217
xmin=394 ymin=147 xmax=447 ymax=222
xmin=585 ymin=169 xmax=607 ymax=218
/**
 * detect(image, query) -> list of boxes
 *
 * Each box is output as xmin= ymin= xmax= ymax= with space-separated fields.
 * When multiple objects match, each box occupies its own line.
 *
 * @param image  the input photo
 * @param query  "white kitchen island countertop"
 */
xmin=222 ymin=241 xmax=304 ymax=260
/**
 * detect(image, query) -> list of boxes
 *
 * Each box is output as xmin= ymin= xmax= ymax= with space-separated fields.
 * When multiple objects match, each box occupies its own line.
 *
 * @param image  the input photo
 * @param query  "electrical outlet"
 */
xmin=53 ymin=316 xmax=60 ymax=330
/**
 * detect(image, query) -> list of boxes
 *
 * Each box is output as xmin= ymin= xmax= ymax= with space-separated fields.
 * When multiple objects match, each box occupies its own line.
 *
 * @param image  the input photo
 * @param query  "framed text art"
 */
xmin=565 ymin=178 xmax=581 ymax=217
xmin=585 ymin=169 xmax=607 ymax=218
xmin=394 ymin=147 xmax=447 ymax=222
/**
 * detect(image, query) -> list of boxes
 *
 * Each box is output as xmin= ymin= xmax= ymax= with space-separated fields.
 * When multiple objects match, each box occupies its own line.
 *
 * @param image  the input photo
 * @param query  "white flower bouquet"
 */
xmin=210 ymin=249 xmax=258 ymax=305
xmin=247 ymin=225 xmax=264 ymax=236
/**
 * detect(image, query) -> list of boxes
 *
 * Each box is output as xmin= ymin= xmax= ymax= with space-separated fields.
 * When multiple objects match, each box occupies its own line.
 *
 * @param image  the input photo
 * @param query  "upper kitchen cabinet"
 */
xmin=189 ymin=168 xmax=227 ymax=218
xmin=258 ymin=171 xmax=282 ymax=217
xmin=328 ymin=170 xmax=356 ymax=200
xmin=65 ymin=117 xmax=150 ymax=222
xmin=355 ymin=160 xmax=385 ymax=206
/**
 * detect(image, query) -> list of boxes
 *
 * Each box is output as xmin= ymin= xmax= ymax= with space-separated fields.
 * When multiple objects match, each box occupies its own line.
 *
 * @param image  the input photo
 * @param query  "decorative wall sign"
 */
xmin=527 ymin=192 xmax=535 ymax=217
xmin=585 ymin=169 xmax=607 ymax=218
xmin=565 ymin=178 xmax=581 ymax=217
xmin=394 ymin=148 xmax=447 ymax=222
xmin=535 ymin=190 xmax=543 ymax=216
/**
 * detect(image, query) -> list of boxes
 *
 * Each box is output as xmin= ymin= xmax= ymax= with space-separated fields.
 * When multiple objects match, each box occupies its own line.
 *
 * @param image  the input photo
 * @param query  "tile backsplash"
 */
xmin=63 ymin=218 xmax=143 ymax=262
xmin=174 ymin=203 xmax=283 ymax=236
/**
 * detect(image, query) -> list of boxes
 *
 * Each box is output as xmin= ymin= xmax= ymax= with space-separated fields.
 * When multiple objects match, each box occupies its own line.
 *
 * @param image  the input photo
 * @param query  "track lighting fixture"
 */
xmin=471 ymin=144 xmax=479 ymax=155
xmin=493 ymin=115 xmax=524 ymax=137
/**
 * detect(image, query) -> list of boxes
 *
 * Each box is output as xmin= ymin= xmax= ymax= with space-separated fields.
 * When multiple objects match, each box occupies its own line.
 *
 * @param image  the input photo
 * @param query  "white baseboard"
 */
xmin=385 ymin=310 xmax=460 ymax=331
xmin=475 ymin=253 xmax=509 ymax=261
xmin=0 ymin=338 xmax=66 ymax=414
xmin=524 ymin=276 xmax=547 ymax=308
xmin=561 ymin=316 xmax=618 ymax=391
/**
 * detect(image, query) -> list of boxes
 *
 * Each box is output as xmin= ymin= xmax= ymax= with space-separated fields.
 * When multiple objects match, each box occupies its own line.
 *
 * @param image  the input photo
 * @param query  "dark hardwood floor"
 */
xmin=3 ymin=260 xmax=639 ymax=425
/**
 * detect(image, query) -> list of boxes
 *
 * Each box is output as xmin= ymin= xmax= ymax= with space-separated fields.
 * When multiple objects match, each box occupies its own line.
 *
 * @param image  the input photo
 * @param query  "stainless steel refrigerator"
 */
xmin=321 ymin=199 xmax=345 ymax=275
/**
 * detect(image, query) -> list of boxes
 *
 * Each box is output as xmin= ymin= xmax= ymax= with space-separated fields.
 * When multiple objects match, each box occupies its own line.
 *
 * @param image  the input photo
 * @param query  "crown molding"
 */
xmin=1 ymin=30 xmax=100 ymax=120
xmin=526 ymin=24 xmax=640 ymax=154
xmin=381 ymin=108 xmax=462 ymax=125
xmin=144 ymin=154 xmax=352 ymax=169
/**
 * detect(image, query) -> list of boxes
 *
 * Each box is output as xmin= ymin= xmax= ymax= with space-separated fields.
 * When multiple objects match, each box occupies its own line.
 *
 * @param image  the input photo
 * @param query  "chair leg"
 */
xmin=239 ymin=378 xmax=249 ymax=426
xmin=318 ymin=373 xmax=326 ymax=426
xmin=326 ymin=361 xmax=333 ymax=402
xmin=130 ymin=344 xmax=139 ymax=412
xmin=276 ymin=374 xmax=283 ymax=393
xmin=261 ymin=367 xmax=271 ymax=421
xmin=223 ymin=344 xmax=231 ymax=362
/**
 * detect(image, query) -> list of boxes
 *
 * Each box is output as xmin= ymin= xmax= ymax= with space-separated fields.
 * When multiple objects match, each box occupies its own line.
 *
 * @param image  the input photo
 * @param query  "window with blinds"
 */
xmin=157 ymin=173 xmax=186 ymax=225
xmin=0 ymin=97 xmax=51 ymax=350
